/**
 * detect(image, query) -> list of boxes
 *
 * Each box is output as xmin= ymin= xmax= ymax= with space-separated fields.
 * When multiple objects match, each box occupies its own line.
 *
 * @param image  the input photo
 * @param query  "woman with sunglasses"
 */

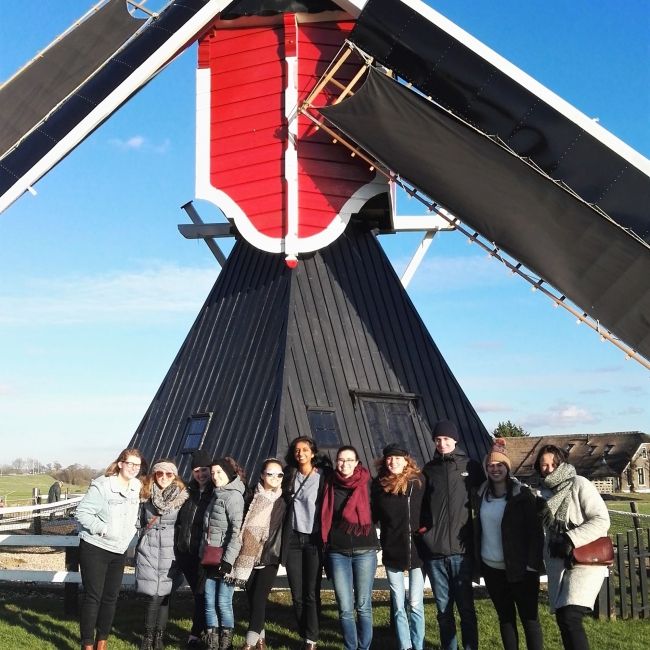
xmin=76 ymin=447 xmax=145 ymax=650
xmin=321 ymin=445 xmax=379 ymax=650
xmin=135 ymin=459 xmax=189 ymax=650
xmin=281 ymin=436 xmax=331 ymax=650
xmin=175 ymin=450 xmax=214 ymax=648
xmin=228 ymin=458 xmax=286 ymax=650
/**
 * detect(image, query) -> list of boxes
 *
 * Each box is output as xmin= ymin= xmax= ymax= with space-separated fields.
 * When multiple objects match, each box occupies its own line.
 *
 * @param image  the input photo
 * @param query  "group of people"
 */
xmin=75 ymin=419 xmax=611 ymax=650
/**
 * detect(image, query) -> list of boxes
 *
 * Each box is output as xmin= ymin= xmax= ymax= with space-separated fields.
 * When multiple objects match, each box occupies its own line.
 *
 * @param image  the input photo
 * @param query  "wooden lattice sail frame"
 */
xmin=299 ymin=42 xmax=650 ymax=371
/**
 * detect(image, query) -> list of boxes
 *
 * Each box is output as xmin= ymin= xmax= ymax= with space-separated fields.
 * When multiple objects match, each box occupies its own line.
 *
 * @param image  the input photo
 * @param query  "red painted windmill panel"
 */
xmin=195 ymin=17 xmax=387 ymax=255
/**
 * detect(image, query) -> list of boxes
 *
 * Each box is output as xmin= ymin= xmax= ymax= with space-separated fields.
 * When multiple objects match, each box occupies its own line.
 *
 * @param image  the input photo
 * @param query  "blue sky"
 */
xmin=0 ymin=0 xmax=648 ymax=467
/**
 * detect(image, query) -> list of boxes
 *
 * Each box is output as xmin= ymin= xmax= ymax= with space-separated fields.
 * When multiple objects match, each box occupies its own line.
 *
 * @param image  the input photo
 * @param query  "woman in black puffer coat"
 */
xmin=174 ymin=450 xmax=214 ymax=649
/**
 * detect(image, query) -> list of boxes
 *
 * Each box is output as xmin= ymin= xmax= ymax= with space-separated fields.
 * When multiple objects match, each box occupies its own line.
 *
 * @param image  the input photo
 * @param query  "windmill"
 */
xmin=1 ymin=0 xmax=648 ymax=473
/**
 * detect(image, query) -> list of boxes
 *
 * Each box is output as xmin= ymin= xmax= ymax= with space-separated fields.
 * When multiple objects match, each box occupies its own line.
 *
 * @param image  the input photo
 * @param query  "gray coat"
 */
xmin=135 ymin=497 xmax=187 ymax=596
xmin=541 ymin=475 xmax=610 ymax=612
xmin=201 ymin=477 xmax=246 ymax=567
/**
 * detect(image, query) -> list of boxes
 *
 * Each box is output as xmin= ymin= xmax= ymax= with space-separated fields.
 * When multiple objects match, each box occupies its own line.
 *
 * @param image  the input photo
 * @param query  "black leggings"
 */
xmin=176 ymin=552 xmax=206 ymax=636
xmin=79 ymin=540 xmax=127 ymax=646
xmin=482 ymin=563 xmax=543 ymax=650
xmin=246 ymin=565 xmax=280 ymax=634
xmin=144 ymin=594 xmax=171 ymax=631
xmin=556 ymin=605 xmax=591 ymax=650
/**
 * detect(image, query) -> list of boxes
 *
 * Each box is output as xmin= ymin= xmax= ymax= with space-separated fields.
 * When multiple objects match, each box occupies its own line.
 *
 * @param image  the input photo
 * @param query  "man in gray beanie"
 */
xmin=420 ymin=420 xmax=484 ymax=650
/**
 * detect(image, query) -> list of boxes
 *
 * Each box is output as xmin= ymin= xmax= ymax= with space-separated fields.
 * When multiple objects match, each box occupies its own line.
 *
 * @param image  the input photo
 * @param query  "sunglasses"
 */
xmin=264 ymin=472 xmax=284 ymax=478
xmin=155 ymin=471 xmax=175 ymax=479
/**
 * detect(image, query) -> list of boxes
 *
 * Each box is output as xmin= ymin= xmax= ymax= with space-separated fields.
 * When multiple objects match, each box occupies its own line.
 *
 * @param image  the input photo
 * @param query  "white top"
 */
xmin=480 ymin=494 xmax=507 ymax=570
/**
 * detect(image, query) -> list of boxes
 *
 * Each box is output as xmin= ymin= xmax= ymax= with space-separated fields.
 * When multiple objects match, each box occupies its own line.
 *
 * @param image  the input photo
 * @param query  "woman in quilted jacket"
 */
xmin=201 ymin=458 xmax=246 ymax=650
xmin=135 ymin=459 xmax=188 ymax=650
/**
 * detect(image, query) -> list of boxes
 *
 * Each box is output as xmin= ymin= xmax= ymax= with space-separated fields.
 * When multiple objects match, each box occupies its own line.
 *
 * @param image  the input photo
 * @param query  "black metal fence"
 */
xmin=595 ymin=527 xmax=650 ymax=620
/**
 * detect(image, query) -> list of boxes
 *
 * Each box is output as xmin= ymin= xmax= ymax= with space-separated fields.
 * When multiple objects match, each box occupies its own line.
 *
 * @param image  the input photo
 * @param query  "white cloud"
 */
xmin=522 ymin=403 xmax=599 ymax=429
xmin=0 ymin=264 xmax=218 ymax=325
xmin=107 ymin=135 xmax=169 ymax=153
xmin=475 ymin=401 xmax=512 ymax=413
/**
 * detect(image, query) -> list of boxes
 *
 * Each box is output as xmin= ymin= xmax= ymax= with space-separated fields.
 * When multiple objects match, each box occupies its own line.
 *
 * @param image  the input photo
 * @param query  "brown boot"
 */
xmin=82 ymin=645 xmax=94 ymax=650
xmin=96 ymin=640 xmax=108 ymax=650
xmin=256 ymin=640 xmax=267 ymax=650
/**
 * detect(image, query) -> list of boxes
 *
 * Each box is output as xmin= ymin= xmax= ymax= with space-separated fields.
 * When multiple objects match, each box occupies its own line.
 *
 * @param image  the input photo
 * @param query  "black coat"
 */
xmin=258 ymin=496 xmax=287 ymax=566
xmin=174 ymin=483 xmax=212 ymax=557
xmin=472 ymin=479 xmax=545 ymax=583
xmin=371 ymin=474 xmax=425 ymax=570
xmin=326 ymin=481 xmax=379 ymax=554
xmin=420 ymin=448 xmax=484 ymax=558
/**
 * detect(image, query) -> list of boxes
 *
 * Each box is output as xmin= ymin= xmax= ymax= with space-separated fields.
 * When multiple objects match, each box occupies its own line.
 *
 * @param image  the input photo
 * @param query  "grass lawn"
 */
xmin=0 ymin=586 xmax=647 ymax=650
xmin=0 ymin=474 xmax=86 ymax=506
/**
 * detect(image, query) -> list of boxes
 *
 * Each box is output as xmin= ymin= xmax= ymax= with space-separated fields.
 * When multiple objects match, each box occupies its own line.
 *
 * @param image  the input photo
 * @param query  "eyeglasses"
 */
xmin=155 ymin=471 xmax=175 ymax=479
xmin=264 ymin=472 xmax=284 ymax=478
xmin=337 ymin=458 xmax=357 ymax=464
xmin=122 ymin=461 xmax=141 ymax=469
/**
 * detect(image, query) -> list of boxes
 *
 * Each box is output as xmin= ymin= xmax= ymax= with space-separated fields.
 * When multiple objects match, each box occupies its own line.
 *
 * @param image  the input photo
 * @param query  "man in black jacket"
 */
xmin=420 ymin=420 xmax=483 ymax=650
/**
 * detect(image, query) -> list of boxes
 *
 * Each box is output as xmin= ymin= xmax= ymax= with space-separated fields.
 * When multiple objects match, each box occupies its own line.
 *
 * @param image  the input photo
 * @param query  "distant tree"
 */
xmin=493 ymin=420 xmax=530 ymax=438
xmin=12 ymin=457 xmax=25 ymax=472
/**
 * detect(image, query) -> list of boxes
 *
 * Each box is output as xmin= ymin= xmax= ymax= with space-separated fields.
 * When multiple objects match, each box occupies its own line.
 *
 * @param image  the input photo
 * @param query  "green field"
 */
xmin=0 ymin=587 xmax=647 ymax=650
xmin=0 ymin=474 xmax=86 ymax=506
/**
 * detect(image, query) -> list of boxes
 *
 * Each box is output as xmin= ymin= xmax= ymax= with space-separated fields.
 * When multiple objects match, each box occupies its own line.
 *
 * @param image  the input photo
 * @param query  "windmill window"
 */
xmin=643 ymin=448 xmax=648 ymax=459
xmin=638 ymin=468 xmax=646 ymax=486
xmin=356 ymin=395 xmax=427 ymax=467
xmin=307 ymin=409 xmax=342 ymax=450
xmin=180 ymin=413 xmax=211 ymax=452
xmin=587 ymin=445 xmax=597 ymax=456
xmin=604 ymin=444 xmax=614 ymax=456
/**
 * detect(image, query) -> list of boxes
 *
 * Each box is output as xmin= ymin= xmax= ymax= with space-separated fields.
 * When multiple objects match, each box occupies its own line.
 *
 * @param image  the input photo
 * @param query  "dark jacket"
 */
xmin=471 ymin=478 xmax=545 ymax=583
xmin=371 ymin=474 xmax=425 ymax=570
xmin=174 ymin=482 xmax=213 ymax=557
xmin=420 ymin=447 xmax=484 ymax=558
xmin=280 ymin=464 xmax=330 ymax=565
xmin=258 ymin=496 xmax=287 ymax=566
xmin=326 ymin=481 xmax=379 ymax=555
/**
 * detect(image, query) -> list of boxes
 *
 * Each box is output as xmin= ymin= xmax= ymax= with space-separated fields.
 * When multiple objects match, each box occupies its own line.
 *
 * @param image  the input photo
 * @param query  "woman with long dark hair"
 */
xmin=281 ymin=436 xmax=329 ymax=650
xmin=76 ymin=447 xmax=144 ymax=650
xmin=535 ymin=444 xmax=610 ymax=650
xmin=229 ymin=457 xmax=286 ymax=650
xmin=473 ymin=439 xmax=544 ymax=650
xmin=202 ymin=458 xmax=246 ymax=650
xmin=135 ymin=458 xmax=189 ymax=649
xmin=321 ymin=445 xmax=379 ymax=650
xmin=372 ymin=444 xmax=425 ymax=650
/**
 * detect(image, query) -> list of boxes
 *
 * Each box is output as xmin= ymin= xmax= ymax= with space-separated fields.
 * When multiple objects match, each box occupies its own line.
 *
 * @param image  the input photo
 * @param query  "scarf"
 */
xmin=321 ymin=465 xmax=372 ymax=544
xmin=225 ymin=484 xmax=282 ymax=587
xmin=150 ymin=482 xmax=188 ymax=515
xmin=542 ymin=462 xmax=576 ymax=530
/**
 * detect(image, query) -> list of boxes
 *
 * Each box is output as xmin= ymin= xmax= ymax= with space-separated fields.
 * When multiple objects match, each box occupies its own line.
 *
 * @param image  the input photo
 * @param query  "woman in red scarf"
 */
xmin=321 ymin=445 xmax=379 ymax=650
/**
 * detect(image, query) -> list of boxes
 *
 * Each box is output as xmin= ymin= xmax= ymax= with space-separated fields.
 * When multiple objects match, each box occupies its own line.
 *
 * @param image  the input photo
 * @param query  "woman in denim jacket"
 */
xmin=76 ymin=447 xmax=145 ymax=650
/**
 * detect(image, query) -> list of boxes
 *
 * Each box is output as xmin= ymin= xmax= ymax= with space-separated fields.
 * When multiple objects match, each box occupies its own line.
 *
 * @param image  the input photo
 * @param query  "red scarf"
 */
xmin=321 ymin=465 xmax=372 ymax=544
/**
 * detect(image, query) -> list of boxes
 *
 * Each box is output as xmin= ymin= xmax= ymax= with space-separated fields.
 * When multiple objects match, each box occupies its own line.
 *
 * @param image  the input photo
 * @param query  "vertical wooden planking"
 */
xmin=616 ymin=532 xmax=627 ymax=619
xmin=627 ymin=529 xmax=639 ymax=619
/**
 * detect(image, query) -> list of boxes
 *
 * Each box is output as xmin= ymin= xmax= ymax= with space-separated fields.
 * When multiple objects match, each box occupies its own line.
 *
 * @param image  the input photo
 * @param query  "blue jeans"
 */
xmin=424 ymin=554 xmax=478 ymax=650
xmin=204 ymin=577 xmax=235 ymax=629
xmin=328 ymin=550 xmax=377 ymax=650
xmin=386 ymin=566 xmax=425 ymax=650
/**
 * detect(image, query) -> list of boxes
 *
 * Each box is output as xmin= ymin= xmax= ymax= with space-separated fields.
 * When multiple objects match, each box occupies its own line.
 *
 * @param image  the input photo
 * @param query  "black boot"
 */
xmin=140 ymin=629 xmax=155 ymax=650
xmin=205 ymin=627 xmax=219 ymax=650
xmin=153 ymin=629 xmax=165 ymax=650
xmin=220 ymin=627 xmax=234 ymax=650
